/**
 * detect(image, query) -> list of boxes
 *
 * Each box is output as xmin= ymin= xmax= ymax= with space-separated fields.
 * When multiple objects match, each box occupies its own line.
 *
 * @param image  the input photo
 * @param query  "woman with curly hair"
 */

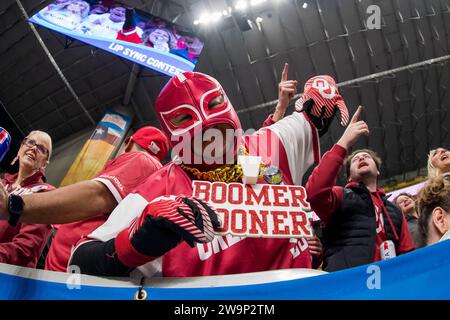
xmin=416 ymin=174 xmax=450 ymax=246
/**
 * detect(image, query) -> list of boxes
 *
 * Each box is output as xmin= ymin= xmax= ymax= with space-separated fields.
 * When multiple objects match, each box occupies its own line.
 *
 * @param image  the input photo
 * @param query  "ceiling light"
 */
xmin=251 ymin=0 xmax=267 ymax=6
xmin=197 ymin=12 xmax=211 ymax=24
xmin=235 ymin=0 xmax=248 ymax=11
xmin=211 ymin=12 xmax=223 ymax=22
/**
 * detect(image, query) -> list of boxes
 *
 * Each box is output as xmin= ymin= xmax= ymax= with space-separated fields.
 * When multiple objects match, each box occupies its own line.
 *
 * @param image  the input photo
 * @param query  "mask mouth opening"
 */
xmin=189 ymin=123 xmax=240 ymax=165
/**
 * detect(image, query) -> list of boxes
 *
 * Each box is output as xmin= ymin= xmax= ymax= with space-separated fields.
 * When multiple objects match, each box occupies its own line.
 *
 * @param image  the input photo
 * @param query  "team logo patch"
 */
xmin=148 ymin=141 xmax=161 ymax=155
xmin=311 ymin=78 xmax=336 ymax=99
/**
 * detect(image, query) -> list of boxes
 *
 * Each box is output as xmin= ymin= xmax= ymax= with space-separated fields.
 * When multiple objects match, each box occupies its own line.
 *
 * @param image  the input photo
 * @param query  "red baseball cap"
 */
xmin=125 ymin=126 xmax=169 ymax=161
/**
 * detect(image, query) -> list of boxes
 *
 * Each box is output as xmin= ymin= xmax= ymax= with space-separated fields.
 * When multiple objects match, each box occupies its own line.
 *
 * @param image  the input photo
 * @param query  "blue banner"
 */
xmin=1 ymin=239 xmax=449 ymax=300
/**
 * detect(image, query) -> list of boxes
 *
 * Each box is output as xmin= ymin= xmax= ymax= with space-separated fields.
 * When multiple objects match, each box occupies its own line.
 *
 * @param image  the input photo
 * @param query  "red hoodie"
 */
xmin=0 ymin=171 xmax=55 ymax=268
xmin=305 ymin=144 xmax=415 ymax=262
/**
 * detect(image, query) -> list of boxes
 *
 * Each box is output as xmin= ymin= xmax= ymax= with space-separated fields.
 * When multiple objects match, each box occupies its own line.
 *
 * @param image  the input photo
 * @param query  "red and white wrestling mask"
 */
xmin=295 ymin=75 xmax=349 ymax=127
xmin=156 ymin=72 xmax=242 ymax=164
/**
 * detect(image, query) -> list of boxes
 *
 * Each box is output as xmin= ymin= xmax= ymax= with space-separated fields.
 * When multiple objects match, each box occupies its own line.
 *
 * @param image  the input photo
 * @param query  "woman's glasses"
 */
xmin=22 ymin=138 xmax=49 ymax=156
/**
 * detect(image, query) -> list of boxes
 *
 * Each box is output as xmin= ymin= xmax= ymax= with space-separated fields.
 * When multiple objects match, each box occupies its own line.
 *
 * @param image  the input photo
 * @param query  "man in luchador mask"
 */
xmin=69 ymin=71 xmax=349 ymax=277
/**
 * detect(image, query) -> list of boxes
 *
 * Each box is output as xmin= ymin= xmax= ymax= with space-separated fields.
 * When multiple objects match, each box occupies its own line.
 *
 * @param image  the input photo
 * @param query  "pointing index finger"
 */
xmin=281 ymin=63 xmax=289 ymax=82
xmin=351 ymin=105 xmax=363 ymax=124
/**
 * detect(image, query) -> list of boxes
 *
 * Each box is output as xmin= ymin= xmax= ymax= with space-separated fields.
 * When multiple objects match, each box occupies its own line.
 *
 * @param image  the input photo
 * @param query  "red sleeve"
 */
xmin=0 ymin=223 xmax=52 ymax=268
xmin=0 ymin=183 xmax=54 ymax=267
xmin=397 ymin=214 xmax=416 ymax=254
xmin=95 ymin=152 xmax=162 ymax=203
xmin=305 ymin=144 xmax=347 ymax=224
xmin=262 ymin=114 xmax=275 ymax=127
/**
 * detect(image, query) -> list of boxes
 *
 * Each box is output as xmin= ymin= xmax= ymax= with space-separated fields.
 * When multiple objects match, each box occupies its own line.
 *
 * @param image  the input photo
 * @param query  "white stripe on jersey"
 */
xmin=94 ymin=177 xmax=123 ymax=203
xmin=88 ymin=193 xmax=148 ymax=242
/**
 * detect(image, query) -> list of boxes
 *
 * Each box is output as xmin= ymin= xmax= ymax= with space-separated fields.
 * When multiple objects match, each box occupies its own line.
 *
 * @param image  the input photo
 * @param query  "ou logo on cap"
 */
xmin=312 ymin=78 xmax=336 ymax=99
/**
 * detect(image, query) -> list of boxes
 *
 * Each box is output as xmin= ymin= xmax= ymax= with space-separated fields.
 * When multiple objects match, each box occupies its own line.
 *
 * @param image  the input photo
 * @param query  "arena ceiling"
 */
xmin=0 ymin=0 xmax=449 ymax=186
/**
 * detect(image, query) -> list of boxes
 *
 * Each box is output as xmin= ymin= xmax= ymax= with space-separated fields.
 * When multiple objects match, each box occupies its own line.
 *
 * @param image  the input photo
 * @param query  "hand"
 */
xmin=115 ymin=196 xmax=220 ymax=267
xmin=273 ymin=63 xmax=298 ymax=122
xmin=295 ymin=75 xmax=349 ymax=132
xmin=337 ymin=106 xmax=369 ymax=150
xmin=123 ymin=8 xmax=136 ymax=30
xmin=0 ymin=183 xmax=8 ymax=220
xmin=155 ymin=196 xmax=220 ymax=246
xmin=306 ymin=235 xmax=323 ymax=258
xmin=125 ymin=8 xmax=134 ymax=20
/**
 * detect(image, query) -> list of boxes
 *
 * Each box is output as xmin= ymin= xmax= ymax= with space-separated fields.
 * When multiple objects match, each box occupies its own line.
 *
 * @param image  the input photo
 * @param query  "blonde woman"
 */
xmin=0 ymin=131 xmax=55 ymax=267
xmin=427 ymin=147 xmax=450 ymax=179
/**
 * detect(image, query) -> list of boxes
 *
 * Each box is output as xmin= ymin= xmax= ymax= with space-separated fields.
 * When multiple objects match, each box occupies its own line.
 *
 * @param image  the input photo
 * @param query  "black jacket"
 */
xmin=322 ymin=183 xmax=404 ymax=272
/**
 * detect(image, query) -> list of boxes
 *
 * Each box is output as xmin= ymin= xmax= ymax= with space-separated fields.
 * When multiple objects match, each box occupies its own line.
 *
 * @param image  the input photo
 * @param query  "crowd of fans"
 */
xmin=0 ymin=64 xmax=448 ymax=281
xmin=40 ymin=0 xmax=203 ymax=63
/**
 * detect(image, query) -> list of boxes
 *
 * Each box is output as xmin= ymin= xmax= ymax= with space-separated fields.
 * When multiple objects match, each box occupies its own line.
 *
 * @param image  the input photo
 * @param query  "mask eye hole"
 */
xmin=208 ymin=94 xmax=225 ymax=110
xmin=169 ymin=113 xmax=193 ymax=126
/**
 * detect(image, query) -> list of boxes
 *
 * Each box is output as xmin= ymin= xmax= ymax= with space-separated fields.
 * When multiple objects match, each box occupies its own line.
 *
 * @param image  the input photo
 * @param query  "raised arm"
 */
xmin=306 ymin=106 xmax=369 ymax=223
xmin=0 ymin=180 xmax=116 ymax=224
xmin=263 ymin=63 xmax=298 ymax=127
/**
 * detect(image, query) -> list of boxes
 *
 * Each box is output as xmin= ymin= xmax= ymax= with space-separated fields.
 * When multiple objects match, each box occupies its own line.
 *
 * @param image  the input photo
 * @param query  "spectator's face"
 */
xmin=156 ymin=72 xmax=242 ymax=165
xmin=169 ymin=94 xmax=233 ymax=161
xmin=431 ymin=148 xmax=450 ymax=174
xmin=194 ymin=123 xmax=235 ymax=163
xmin=349 ymin=152 xmax=379 ymax=181
xmin=18 ymin=133 xmax=50 ymax=171
xmin=111 ymin=7 xmax=125 ymax=16
xmin=184 ymin=36 xmax=203 ymax=55
xmin=67 ymin=2 xmax=84 ymax=14
xmin=149 ymin=29 xmax=170 ymax=44
xmin=396 ymin=195 xmax=415 ymax=215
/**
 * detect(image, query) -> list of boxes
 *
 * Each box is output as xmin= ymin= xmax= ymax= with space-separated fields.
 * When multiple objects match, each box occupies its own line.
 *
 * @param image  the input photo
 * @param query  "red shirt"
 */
xmin=371 ymin=193 xmax=388 ymax=261
xmin=305 ymin=144 xmax=415 ymax=262
xmin=0 ymin=171 xmax=55 ymax=267
xmin=44 ymin=151 xmax=162 ymax=272
xmin=89 ymin=112 xmax=320 ymax=277
xmin=128 ymin=165 xmax=312 ymax=276
xmin=116 ymin=27 xmax=142 ymax=44
xmin=262 ymin=114 xmax=276 ymax=128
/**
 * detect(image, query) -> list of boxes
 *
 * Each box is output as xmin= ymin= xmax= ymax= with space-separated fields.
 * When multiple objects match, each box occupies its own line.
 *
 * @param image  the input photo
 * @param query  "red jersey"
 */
xmin=45 ymin=151 xmax=162 ymax=272
xmin=88 ymin=112 xmax=320 ymax=277
xmin=0 ymin=171 xmax=55 ymax=267
xmin=116 ymin=27 xmax=142 ymax=44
